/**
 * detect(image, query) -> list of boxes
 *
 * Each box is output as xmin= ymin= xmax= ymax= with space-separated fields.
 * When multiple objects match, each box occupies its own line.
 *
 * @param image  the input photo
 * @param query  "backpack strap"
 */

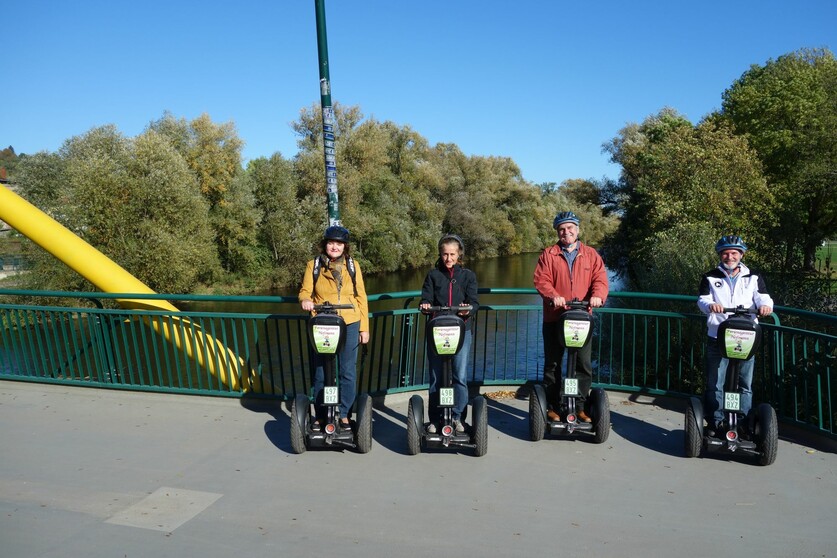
xmin=346 ymin=256 xmax=358 ymax=297
xmin=312 ymin=255 xmax=323 ymax=286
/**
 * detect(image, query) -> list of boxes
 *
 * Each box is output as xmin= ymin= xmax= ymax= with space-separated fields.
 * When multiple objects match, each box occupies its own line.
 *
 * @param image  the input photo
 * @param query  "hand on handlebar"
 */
xmin=301 ymin=300 xmax=315 ymax=312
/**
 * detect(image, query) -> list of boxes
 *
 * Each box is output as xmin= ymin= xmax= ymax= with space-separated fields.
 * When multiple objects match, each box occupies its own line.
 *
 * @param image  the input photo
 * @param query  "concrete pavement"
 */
xmin=1 ymin=380 xmax=835 ymax=558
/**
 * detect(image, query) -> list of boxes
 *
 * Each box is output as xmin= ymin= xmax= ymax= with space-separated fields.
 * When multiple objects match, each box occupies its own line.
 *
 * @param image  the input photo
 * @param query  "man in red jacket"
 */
xmin=533 ymin=211 xmax=609 ymax=422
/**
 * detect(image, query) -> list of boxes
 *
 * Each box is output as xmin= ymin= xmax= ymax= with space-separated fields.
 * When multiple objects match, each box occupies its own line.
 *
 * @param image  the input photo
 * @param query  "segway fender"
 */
xmin=532 ymin=383 xmax=548 ymax=421
xmin=687 ymin=396 xmax=704 ymax=432
xmin=293 ymin=393 xmax=311 ymax=427
xmin=409 ymin=394 xmax=425 ymax=431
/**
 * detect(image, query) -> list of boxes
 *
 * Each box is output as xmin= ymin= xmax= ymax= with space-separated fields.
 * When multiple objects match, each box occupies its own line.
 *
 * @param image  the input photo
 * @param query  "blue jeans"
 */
xmin=428 ymin=329 xmax=471 ymax=422
xmin=705 ymin=336 xmax=754 ymax=426
xmin=311 ymin=320 xmax=360 ymax=420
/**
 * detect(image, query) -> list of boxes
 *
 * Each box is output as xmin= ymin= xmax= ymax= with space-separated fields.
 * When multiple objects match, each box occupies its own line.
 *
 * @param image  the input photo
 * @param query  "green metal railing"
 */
xmin=1 ymin=288 xmax=834 ymax=437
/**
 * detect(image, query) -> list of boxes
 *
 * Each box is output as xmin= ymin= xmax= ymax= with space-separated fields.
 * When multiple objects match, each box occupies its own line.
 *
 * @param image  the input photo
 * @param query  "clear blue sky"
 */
xmin=5 ymin=1 xmax=835 ymax=185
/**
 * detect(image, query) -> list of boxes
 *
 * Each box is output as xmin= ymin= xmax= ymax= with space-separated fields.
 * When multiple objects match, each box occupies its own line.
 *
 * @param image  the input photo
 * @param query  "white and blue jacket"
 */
xmin=697 ymin=262 xmax=774 ymax=339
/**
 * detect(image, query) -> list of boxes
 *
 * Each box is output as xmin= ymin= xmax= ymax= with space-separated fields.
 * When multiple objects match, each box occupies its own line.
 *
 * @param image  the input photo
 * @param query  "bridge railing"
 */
xmin=0 ymin=288 xmax=834 ymax=437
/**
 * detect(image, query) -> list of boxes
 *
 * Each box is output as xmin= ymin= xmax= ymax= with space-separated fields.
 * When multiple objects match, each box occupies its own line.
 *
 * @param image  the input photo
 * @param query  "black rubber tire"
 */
xmin=289 ymin=395 xmax=308 ymax=455
xmin=472 ymin=396 xmax=488 ymax=457
xmin=684 ymin=401 xmax=702 ymax=458
xmin=591 ymin=388 xmax=610 ymax=444
xmin=756 ymin=403 xmax=778 ymax=466
xmin=529 ymin=387 xmax=545 ymax=442
xmin=406 ymin=395 xmax=423 ymax=455
xmin=355 ymin=393 xmax=373 ymax=454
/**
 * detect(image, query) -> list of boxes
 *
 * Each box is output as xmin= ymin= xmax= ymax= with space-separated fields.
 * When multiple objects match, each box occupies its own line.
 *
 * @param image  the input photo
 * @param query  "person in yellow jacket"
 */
xmin=299 ymin=226 xmax=370 ymax=430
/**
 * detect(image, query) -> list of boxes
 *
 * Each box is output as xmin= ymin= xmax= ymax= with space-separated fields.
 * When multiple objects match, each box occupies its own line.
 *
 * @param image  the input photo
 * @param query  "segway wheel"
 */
xmin=289 ymin=394 xmax=309 ymax=455
xmin=406 ymin=394 xmax=424 ymax=456
xmin=529 ymin=385 xmax=546 ymax=442
xmin=684 ymin=398 xmax=702 ymax=458
xmin=355 ymin=393 xmax=373 ymax=454
xmin=472 ymin=395 xmax=488 ymax=457
xmin=590 ymin=388 xmax=610 ymax=444
xmin=755 ymin=403 xmax=778 ymax=466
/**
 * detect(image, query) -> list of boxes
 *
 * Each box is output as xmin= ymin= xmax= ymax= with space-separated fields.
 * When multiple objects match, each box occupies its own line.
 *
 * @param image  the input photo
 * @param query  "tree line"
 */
xmin=5 ymin=109 xmax=616 ymax=295
xmin=2 ymin=48 xmax=834 ymax=312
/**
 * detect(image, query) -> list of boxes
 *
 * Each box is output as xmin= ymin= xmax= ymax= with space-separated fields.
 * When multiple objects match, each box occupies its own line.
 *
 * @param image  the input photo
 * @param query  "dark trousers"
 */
xmin=542 ymin=321 xmax=593 ymax=408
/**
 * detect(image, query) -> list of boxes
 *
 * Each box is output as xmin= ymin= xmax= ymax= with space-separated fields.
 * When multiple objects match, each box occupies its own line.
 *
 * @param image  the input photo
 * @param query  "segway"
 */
xmin=529 ymin=299 xmax=610 ymax=443
xmin=684 ymin=305 xmax=777 ymax=465
xmin=290 ymin=303 xmax=373 ymax=454
xmin=406 ymin=305 xmax=488 ymax=457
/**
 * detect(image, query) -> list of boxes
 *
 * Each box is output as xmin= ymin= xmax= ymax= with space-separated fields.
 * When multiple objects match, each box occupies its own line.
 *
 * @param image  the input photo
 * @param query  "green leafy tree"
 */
xmin=292 ymin=104 xmax=443 ymax=272
xmin=248 ymin=153 xmax=321 ymax=288
xmin=720 ymin=48 xmax=837 ymax=270
xmin=16 ymin=125 xmax=218 ymax=293
xmin=603 ymin=108 xmax=773 ymax=289
xmin=148 ymin=112 xmax=257 ymax=274
xmin=11 ymin=151 xmax=65 ymax=207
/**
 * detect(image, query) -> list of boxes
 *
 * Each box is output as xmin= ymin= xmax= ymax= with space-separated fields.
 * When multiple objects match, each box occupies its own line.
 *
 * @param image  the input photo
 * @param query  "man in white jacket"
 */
xmin=697 ymin=235 xmax=774 ymax=434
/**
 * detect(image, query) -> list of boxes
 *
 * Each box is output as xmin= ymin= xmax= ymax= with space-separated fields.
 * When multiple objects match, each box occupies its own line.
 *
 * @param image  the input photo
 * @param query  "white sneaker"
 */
xmin=454 ymin=420 xmax=465 ymax=434
xmin=426 ymin=423 xmax=437 ymax=434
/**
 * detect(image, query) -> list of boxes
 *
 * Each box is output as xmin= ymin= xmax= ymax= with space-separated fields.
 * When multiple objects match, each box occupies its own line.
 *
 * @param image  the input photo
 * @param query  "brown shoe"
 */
xmin=547 ymin=409 xmax=561 ymax=421
xmin=577 ymin=410 xmax=592 ymax=423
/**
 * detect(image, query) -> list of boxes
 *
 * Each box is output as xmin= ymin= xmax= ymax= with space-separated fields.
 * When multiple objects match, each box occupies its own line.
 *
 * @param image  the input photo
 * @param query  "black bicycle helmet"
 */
xmin=553 ymin=211 xmax=580 ymax=229
xmin=324 ymin=225 xmax=350 ymax=243
xmin=715 ymin=235 xmax=747 ymax=254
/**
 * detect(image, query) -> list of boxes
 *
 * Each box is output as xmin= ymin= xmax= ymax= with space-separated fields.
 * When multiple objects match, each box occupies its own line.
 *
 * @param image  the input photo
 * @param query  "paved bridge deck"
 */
xmin=1 ymin=380 xmax=835 ymax=558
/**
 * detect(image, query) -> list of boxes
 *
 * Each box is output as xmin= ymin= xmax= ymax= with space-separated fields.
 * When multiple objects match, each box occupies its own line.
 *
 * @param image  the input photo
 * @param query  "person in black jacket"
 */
xmin=420 ymin=234 xmax=479 ymax=433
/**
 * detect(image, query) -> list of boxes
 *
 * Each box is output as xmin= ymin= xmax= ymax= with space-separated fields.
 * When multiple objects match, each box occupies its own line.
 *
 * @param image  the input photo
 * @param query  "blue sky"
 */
xmin=5 ymin=1 xmax=835 ymax=186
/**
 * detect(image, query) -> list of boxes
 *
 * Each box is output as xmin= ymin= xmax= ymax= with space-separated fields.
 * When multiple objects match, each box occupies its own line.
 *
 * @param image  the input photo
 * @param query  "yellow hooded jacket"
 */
xmin=298 ymin=257 xmax=369 ymax=332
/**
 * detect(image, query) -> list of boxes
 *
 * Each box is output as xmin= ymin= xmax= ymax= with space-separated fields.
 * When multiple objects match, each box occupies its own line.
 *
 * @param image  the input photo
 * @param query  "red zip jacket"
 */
xmin=533 ymin=241 xmax=609 ymax=323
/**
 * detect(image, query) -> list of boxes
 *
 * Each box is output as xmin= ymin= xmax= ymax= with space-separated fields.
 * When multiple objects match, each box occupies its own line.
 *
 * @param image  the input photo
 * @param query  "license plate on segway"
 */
xmin=324 ymin=386 xmax=339 ymax=405
xmin=439 ymin=387 xmax=455 ymax=407
xmin=562 ymin=378 xmax=579 ymax=397
xmin=724 ymin=392 xmax=741 ymax=412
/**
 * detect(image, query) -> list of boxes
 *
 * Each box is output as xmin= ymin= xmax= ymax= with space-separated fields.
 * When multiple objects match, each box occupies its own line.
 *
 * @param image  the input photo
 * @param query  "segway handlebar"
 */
xmin=311 ymin=302 xmax=354 ymax=314
xmin=548 ymin=298 xmax=590 ymax=310
xmin=420 ymin=304 xmax=473 ymax=315
xmin=721 ymin=305 xmax=756 ymax=317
